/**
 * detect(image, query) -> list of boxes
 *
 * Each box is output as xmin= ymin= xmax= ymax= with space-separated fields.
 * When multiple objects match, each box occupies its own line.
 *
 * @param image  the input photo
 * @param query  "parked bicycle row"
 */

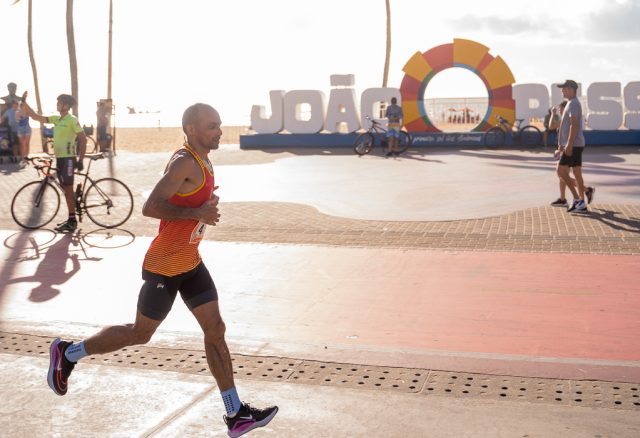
xmin=352 ymin=114 xmax=543 ymax=156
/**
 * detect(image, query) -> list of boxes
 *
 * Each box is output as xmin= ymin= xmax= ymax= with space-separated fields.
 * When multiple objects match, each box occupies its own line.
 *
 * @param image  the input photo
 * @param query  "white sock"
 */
xmin=221 ymin=387 xmax=242 ymax=416
xmin=64 ymin=341 xmax=88 ymax=362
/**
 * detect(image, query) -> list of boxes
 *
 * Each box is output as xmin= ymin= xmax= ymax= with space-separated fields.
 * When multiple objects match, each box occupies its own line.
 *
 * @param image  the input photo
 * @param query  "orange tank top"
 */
xmin=143 ymin=144 xmax=215 ymax=276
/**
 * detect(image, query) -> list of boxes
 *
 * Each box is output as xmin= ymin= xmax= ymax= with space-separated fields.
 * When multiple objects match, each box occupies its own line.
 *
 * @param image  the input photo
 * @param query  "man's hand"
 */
xmin=554 ymin=147 xmax=562 ymax=159
xmin=198 ymin=197 xmax=220 ymax=225
xmin=75 ymin=159 xmax=84 ymax=171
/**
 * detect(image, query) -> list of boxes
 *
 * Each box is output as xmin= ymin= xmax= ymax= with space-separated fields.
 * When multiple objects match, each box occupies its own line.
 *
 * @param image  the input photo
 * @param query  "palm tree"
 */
xmin=108 ymin=0 xmax=113 ymax=100
xmin=13 ymin=0 xmax=45 ymax=149
xmin=378 ymin=0 xmax=391 ymax=118
xmin=66 ymin=0 xmax=79 ymax=116
xmin=382 ymin=0 xmax=391 ymax=88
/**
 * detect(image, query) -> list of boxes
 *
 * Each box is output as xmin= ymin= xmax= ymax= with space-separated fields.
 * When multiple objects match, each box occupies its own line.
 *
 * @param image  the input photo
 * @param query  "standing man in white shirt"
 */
xmin=555 ymin=79 xmax=595 ymax=212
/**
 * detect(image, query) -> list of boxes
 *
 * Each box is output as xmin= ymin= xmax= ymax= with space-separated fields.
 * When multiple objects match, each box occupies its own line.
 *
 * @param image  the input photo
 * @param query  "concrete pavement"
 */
xmin=0 ymin=145 xmax=639 ymax=437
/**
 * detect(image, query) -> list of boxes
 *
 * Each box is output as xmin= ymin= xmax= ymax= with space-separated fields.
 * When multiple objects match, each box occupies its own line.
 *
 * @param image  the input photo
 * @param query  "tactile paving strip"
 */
xmin=290 ymin=361 xmax=428 ymax=392
xmin=2 ymin=332 xmax=639 ymax=410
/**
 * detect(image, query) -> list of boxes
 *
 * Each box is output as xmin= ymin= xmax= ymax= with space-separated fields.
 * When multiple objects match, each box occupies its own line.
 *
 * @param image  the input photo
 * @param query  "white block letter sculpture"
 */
xmin=284 ymin=90 xmax=326 ymax=134
xmin=250 ymin=90 xmax=285 ymax=134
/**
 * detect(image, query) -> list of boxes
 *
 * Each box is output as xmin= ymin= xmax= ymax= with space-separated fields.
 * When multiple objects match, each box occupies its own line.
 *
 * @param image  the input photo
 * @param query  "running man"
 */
xmin=47 ymin=103 xmax=278 ymax=438
xmin=22 ymin=92 xmax=87 ymax=232
xmin=384 ymin=97 xmax=404 ymax=158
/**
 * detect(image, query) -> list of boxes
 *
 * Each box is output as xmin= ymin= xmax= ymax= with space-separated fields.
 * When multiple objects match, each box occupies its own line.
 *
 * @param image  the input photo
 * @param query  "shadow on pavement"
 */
xmin=0 ymin=228 xmax=136 ymax=305
xmin=585 ymin=208 xmax=640 ymax=233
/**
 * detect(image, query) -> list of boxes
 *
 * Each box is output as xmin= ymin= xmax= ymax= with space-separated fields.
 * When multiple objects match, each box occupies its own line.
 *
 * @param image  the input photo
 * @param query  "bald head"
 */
xmin=182 ymin=103 xmax=222 ymax=151
xmin=182 ymin=103 xmax=216 ymax=135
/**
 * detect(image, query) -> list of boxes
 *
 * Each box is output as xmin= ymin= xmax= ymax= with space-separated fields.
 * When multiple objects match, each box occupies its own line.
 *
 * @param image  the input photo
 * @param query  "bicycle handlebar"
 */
xmin=364 ymin=115 xmax=381 ymax=126
xmin=25 ymin=155 xmax=53 ymax=168
xmin=496 ymin=115 xmax=525 ymax=124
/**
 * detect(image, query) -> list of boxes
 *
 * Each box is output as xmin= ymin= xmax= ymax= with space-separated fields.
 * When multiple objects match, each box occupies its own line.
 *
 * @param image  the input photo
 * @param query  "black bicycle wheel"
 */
xmin=11 ymin=180 xmax=61 ymax=229
xmin=84 ymin=177 xmax=134 ymax=228
xmin=354 ymin=133 xmax=375 ymax=155
xmin=396 ymin=130 xmax=411 ymax=153
xmin=519 ymin=125 xmax=542 ymax=147
xmin=484 ymin=127 xmax=506 ymax=147
xmin=86 ymin=136 xmax=98 ymax=153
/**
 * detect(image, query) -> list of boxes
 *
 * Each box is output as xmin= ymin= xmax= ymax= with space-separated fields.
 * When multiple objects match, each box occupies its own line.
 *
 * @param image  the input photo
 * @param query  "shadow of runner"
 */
xmin=584 ymin=207 xmax=640 ymax=233
xmin=4 ymin=234 xmax=83 ymax=302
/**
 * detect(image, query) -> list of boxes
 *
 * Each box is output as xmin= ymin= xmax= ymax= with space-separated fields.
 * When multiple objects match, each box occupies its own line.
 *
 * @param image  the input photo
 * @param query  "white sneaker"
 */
xmin=567 ymin=199 xmax=580 ymax=212
xmin=575 ymin=200 xmax=587 ymax=211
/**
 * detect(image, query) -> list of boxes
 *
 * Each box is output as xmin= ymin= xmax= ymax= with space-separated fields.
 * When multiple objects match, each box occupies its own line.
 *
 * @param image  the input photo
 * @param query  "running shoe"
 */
xmin=549 ymin=198 xmax=567 ymax=206
xmin=575 ymin=199 xmax=588 ymax=212
xmin=567 ymin=200 xmax=580 ymax=212
xmin=585 ymin=186 xmax=595 ymax=204
xmin=224 ymin=402 xmax=279 ymax=438
xmin=54 ymin=219 xmax=77 ymax=233
xmin=48 ymin=338 xmax=76 ymax=396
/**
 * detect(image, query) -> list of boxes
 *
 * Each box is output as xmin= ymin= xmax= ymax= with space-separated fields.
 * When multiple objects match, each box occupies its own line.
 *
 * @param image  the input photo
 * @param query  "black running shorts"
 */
xmin=56 ymin=157 xmax=76 ymax=186
xmin=558 ymin=147 xmax=583 ymax=167
xmin=137 ymin=262 xmax=218 ymax=321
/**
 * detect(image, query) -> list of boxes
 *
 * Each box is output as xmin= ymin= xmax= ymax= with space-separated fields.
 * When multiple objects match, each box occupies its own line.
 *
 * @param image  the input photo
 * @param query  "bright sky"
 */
xmin=2 ymin=0 xmax=639 ymax=126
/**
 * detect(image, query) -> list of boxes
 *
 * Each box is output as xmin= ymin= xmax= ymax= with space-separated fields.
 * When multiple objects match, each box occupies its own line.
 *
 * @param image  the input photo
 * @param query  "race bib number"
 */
xmin=190 ymin=221 xmax=207 ymax=243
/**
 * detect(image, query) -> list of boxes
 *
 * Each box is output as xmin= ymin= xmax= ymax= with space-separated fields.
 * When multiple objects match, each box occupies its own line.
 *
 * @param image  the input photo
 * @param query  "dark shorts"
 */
xmin=97 ymin=125 xmax=108 ymax=141
xmin=56 ymin=157 xmax=76 ymax=186
xmin=137 ymin=262 xmax=218 ymax=321
xmin=558 ymin=147 xmax=584 ymax=167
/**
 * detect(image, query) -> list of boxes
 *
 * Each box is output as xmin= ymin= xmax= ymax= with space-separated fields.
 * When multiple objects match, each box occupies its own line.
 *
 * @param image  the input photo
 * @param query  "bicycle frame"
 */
xmin=364 ymin=117 xmax=390 ymax=150
xmin=15 ymin=152 xmax=132 ymax=230
xmin=366 ymin=117 xmax=388 ymax=135
xmin=495 ymin=116 xmax=525 ymax=132
xmin=485 ymin=115 xmax=542 ymax=148
xmin=28 ymin=154 xmax=102 ymax=221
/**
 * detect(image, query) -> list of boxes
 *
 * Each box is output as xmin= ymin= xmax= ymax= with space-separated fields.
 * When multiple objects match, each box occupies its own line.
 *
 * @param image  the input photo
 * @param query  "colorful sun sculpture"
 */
xmin=400 ymin=38 xmax=516 ymax=133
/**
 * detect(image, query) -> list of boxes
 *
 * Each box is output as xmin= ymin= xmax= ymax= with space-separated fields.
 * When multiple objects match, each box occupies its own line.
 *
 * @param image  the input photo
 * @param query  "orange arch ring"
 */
xmin=399 ymin=38 xmax=516 ymax=133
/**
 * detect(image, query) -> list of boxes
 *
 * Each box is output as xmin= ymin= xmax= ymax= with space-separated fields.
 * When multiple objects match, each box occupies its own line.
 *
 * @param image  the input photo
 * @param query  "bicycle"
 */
xmin=11 ymin=153 xmax=134 ymax=230
xmin=42 ymin=125 xmax=98 ymax=155
xmin=484 ymin=115 xmax=542 ymax=147
xmin=353 ymin=116 xmax=411 ymax=156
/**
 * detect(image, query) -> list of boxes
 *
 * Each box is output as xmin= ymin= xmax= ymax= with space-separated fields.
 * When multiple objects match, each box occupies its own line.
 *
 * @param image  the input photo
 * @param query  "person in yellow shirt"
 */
xmin=22 ymin=92 xmax=87 ymax=232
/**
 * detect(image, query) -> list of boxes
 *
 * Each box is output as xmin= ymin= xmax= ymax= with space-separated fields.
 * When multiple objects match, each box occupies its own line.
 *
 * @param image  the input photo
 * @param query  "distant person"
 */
xmin=16 ymin=97 xmax=33 ymax=164
xmin=550 ymin=100 xmax=594 ymax=207
xmin=385 ymin=97 xmax=404 ymax=158
xmin=543 ymin=103 xmax=562 ymax=148
xmin=1 ymin=82 xmax=19 ymax=105
xmin=549 ymin=101 xmax=572 ymax=205
xmin=1 ymin=99 xmax=20 ymax=157
xmin=96 ymin=100 xmax=111 ymax=152
xmin=45 ymin=103 xmax=279 ymax=438
xmin=555 ymin=80 xmax=594 ymax=212
xmin=21 ymin=92 xmax=87 ymax=232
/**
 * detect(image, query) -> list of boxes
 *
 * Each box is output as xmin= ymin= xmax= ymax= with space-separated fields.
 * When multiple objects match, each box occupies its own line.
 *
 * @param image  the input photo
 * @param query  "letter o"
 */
xmin=399 ymin=38 xmax=516 ymax=133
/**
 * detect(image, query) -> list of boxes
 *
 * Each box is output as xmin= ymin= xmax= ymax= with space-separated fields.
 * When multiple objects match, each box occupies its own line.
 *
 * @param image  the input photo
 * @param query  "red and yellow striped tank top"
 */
xmin=143 ymin=144 xmax=215 ymax=276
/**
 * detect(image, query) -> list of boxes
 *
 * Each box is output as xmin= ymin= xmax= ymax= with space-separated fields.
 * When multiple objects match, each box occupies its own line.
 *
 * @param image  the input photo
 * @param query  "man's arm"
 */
xmin=142 ymin=154 xmax=220 ymax=225
xmin=75 ymin=131 xmax=87 ymax=161
xmin=20 ymin=98 xmax=47 ymax=124
xmin=548 ymin=110 xmax=560 ymax=130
